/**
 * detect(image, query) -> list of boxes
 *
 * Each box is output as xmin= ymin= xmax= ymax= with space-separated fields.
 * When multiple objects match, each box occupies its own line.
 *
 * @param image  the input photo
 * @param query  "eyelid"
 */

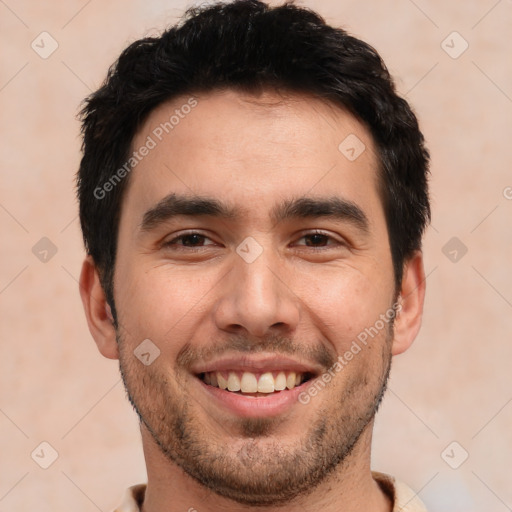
xmin=294 ymin=229 xmax=345 ymax=246
xmin=162 ymin=230 xmax=217 ymax=247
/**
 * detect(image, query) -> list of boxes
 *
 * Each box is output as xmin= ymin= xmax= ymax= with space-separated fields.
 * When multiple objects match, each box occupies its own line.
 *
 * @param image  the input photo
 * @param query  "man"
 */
xmin=77 ymin=1 xmax=430 ymax=510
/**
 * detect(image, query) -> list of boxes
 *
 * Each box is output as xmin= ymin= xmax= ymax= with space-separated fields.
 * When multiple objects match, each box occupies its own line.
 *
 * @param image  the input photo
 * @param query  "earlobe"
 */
xmin=391 ymin=251 xmax=426 ymax=356
xmin=79 ymin=256 xmax=119 ymax=360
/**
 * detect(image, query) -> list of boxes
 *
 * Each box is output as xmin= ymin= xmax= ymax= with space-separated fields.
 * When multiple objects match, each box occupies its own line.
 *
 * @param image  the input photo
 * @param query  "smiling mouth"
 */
xmin=197 ymin=370 xmax=315 ymax=396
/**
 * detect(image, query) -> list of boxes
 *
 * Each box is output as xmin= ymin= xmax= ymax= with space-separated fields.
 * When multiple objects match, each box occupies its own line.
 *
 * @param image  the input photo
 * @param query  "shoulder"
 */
xmin=372 ymin=471 xmax=428 ymax=512
xmin=112 ymin=483 xmax=146 ymax=512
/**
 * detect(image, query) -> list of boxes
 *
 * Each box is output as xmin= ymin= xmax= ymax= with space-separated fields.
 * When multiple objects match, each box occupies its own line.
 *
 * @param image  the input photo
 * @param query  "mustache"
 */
xmin=176 ymin=333 xmax=337 ymax=372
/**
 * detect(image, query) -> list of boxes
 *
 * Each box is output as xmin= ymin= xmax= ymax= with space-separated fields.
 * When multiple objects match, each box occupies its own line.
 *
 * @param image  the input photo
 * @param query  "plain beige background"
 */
xmin=1 ymin=1 xmax=511 ymax=511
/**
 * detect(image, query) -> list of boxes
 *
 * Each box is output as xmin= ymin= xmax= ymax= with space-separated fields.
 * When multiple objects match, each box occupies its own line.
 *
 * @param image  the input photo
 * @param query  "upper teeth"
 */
xmin=203 ymin=371 xmax=303 ymax=393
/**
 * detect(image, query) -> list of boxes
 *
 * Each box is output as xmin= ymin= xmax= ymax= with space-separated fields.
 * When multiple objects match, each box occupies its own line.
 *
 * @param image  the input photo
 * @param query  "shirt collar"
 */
xmin=113 ymin=472 xmax=428 ymax=511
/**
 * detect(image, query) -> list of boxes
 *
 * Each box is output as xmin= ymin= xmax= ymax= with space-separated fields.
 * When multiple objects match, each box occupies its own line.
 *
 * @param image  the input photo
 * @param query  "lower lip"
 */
xmin=197 ymin=377 xmax=311 ymax=418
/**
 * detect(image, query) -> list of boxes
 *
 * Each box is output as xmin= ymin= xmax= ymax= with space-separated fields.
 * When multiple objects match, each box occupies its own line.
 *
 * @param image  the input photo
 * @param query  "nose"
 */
xmin=213 ymin=248 xmax=301 ymax=338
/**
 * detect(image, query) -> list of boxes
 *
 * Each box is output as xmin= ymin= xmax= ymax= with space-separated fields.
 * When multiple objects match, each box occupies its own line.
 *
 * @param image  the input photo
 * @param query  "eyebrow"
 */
xmin=139 ymin=193 xmax=370 ymax=234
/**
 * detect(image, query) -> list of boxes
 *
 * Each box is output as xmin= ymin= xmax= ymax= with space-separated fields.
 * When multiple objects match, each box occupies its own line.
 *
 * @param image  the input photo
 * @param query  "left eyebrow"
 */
xmin=270 ymin=196 xmax=370 ymax=233
xmin=139 ymin=193 xmax=370 ymax=234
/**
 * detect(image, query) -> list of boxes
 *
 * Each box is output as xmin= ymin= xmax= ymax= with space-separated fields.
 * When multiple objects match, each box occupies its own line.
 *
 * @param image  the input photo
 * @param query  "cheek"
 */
xmin=115 ymin=263 xmax=217 ymax=345
xmin=296 ymin=266 xmax=392 ymax=347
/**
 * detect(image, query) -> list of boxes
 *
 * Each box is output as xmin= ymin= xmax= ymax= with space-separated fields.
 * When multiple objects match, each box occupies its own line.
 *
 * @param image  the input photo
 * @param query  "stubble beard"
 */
xmin=117 ymin=328 xmax=393 ymax=506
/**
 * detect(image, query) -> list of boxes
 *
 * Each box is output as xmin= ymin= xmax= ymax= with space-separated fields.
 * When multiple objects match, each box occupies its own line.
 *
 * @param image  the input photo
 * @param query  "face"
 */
xmin=110 ymin=90 xmax=400 ymax=505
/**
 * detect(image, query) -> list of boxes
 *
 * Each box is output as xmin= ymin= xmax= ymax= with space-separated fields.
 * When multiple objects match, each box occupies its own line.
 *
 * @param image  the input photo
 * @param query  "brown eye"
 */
xmin=163 ymin=232 xmax=215 ymax=249
xmin=295 ymin=231 xmax=342 ymax=248
xmin=303 ymin=233 xmax=330 ymax=247
xmin=177 ymin=234 xmax=207 ymax=246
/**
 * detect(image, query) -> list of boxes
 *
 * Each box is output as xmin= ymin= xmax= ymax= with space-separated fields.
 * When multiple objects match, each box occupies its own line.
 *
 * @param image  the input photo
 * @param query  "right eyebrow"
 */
xmin=139 ymin=193 xmax=238 ymax=233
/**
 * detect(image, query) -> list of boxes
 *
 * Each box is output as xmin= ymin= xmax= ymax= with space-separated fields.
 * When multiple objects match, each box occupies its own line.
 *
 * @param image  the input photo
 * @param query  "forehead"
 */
xmin=122 ymin=89 xmax=382 ymax=227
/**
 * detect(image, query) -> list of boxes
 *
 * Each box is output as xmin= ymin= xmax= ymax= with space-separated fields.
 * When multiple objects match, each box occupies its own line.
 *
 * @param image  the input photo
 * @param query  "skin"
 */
xmin=80 ymin=89 xmax=426 ymax=512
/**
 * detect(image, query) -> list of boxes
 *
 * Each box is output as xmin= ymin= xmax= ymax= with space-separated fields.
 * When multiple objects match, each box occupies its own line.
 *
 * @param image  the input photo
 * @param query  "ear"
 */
xmin=391 ymin=251 xmax=426 ymax=356
xmin=79 ymin=255 xmax=119 ymax=359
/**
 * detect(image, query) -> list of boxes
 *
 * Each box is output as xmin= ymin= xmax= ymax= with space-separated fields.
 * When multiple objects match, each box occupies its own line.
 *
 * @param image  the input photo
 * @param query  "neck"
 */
xmin=139 ymin=423 xmax=392 ymax=512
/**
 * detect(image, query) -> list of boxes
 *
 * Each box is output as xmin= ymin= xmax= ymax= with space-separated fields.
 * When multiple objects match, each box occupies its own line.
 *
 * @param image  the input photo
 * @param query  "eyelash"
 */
xmin=162 ymin=230 xmax=344 ymax=251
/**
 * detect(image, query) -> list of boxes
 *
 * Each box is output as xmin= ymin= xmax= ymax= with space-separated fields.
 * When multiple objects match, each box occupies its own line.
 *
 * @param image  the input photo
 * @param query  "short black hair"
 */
xmin=77 ymin=0 xmax=430 ymax=316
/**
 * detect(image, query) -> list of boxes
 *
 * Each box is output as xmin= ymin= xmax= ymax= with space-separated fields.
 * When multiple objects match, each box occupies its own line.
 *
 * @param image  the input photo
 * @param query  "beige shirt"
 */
xmin=113 ymin=472 xmax=428 ymax=511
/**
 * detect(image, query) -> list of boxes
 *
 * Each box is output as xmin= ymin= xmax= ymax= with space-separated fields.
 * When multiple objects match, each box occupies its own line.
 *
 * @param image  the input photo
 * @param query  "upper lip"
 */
xmin=190 ymin=354 xmax=323 ymax=376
